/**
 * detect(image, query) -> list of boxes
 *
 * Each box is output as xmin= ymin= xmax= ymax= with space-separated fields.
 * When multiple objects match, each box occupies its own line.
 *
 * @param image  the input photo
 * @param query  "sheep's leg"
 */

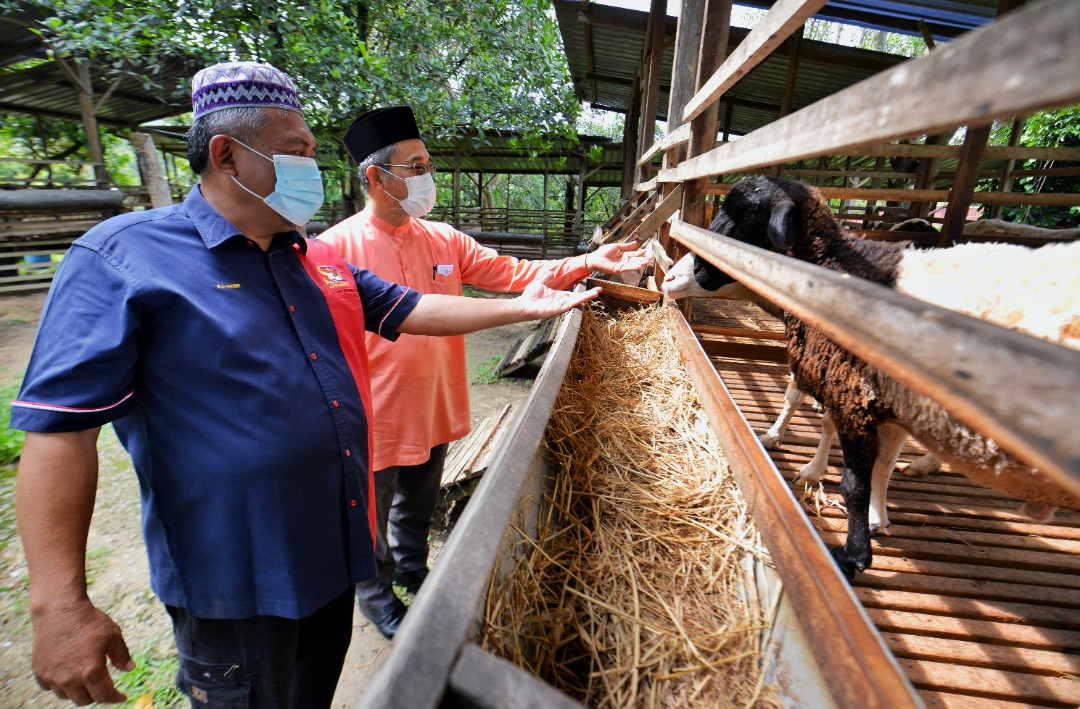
xmin=869 ymin=424 xmax=907 ymax=534
xmin=831 ymin=433 xmax=877 ymax=580
xmin=900 ymin=452 xmax=941 ymax=477
xmin=760 ymin=376 xmax=804 ymax=450
xmin=795 ymin=409 xmax=835 ymax=485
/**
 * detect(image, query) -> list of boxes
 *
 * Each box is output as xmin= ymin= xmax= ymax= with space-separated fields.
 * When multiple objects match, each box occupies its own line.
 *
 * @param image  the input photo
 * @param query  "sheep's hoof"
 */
xmin=829 ymin=547 xmax=862 ymax=581
xmin=758 ymin=432 xmax=783 ymax=450
xmin=901 ymin=453 xmax=940 ymax=478
xmin=1019 ymin=502 xmax=1056 ymax=523
xmin=810 ymin=400 xmax=824 ymax=414
xmin=868 ymin=520 xmax=890 ymax=535
xmin=794 ymin=464 xmax=824 ymax=486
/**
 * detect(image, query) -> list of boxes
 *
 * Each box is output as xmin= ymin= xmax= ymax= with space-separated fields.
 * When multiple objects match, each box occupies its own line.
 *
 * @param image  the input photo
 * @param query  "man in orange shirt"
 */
xmin=320 ymin=105 xmax=648 ymax=638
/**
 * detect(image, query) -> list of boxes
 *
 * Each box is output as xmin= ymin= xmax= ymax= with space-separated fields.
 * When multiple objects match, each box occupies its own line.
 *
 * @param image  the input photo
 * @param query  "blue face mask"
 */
xmin=230 ymin=138 xmax=324 ymax=227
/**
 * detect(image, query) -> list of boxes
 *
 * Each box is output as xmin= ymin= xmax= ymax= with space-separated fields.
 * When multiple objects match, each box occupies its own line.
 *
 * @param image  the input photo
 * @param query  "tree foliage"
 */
xmin=5 ymin=0 xmax=580 ymax=152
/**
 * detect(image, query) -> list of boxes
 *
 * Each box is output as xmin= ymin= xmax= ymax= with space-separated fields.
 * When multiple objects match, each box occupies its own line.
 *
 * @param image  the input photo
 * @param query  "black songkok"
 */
xmin=342 ymin=106 xmax=421 ymax=163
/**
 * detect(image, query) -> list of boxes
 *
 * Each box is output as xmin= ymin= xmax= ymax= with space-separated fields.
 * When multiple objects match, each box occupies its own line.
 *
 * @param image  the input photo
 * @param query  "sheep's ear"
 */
xmin=767 ymin=202 xmax=798 ymax=250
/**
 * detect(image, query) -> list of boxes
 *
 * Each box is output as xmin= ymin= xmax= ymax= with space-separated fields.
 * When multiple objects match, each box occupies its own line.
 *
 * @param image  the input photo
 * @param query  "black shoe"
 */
xmin=364 ymin=598 xmax=407 ymax=639
xmin=393 ymin=567 xmax=429 ymax=596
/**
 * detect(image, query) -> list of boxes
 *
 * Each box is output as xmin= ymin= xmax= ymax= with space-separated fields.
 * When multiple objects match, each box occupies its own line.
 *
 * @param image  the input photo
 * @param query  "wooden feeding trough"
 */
xmin=357 ymin=287 xmax=869 ymax=708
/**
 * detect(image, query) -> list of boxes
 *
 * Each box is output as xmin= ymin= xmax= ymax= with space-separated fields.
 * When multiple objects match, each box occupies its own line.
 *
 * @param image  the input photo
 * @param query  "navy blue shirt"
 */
xmin=12 ymin=187 xmax=421 ymax=619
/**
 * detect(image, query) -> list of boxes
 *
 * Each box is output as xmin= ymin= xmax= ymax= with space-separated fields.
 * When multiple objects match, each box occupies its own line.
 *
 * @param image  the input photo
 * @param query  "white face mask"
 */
xmin=379 ymin=168 xmax=436 ymax=218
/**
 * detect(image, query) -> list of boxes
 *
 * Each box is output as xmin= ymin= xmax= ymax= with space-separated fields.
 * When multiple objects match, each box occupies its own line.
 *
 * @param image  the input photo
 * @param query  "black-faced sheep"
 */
xmin=666 ymin=175 xmax=1080 ymax=578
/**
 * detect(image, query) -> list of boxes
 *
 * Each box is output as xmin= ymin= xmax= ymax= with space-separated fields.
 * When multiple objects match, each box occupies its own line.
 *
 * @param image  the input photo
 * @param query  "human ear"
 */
xmin=209 ymin=135 xmax=239 ymax=175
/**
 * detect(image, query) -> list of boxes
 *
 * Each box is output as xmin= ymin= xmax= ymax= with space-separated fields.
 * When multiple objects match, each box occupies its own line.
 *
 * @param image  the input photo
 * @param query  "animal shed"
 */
xmin=361 ymin=1 xmax=1080 ymax=708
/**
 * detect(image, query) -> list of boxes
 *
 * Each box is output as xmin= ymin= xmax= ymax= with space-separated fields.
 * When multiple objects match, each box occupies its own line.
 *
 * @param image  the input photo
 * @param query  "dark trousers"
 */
xmin=355 ymin=443 xmax=447 ymax=615
xmin=167 ymin=587 xmax=354 ymax=708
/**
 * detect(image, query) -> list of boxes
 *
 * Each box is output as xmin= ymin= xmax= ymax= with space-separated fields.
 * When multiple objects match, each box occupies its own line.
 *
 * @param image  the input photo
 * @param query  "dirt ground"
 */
xmin=0 ymin=290 xmax=538 ymax=707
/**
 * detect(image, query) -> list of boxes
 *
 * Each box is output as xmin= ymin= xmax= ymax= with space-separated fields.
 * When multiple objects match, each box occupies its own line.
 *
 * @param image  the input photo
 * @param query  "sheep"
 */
xmin=668 ymin=175 xmax=1080 ymax=578
xmin=659 ymin=222 xmax=942 ymax=536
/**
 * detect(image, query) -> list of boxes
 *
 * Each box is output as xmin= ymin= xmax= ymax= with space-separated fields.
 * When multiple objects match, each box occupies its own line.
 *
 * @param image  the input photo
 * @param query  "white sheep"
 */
xmin=666 ymin=175 xmax=1080 ymax=578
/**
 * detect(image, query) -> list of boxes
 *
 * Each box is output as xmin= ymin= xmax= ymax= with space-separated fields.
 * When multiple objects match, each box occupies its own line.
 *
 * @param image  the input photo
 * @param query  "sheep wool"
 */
xmin=896 ymin=240 xmax=1080 ymax=349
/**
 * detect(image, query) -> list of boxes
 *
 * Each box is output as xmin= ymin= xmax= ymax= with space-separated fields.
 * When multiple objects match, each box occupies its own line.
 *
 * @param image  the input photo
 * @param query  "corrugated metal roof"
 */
xmin=559 ymin=0 xmax=1001 ymax=133
xmin=744 ymin=0 xmax=999 ymax=40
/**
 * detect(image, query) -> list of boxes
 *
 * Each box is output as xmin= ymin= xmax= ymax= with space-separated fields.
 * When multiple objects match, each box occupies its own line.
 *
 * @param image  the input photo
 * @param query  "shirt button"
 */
xmin=310 ymin=353 xmax=317 ymax=360
xmin=345 ymin=449 xmax=351 ymax=457
xmin=289 ymin=305 xmax=296 ymax=312
xmin=350 ymin=499 xmax=357 ymax=507
xmin=332 ymin=400 xmax=340 ymax=408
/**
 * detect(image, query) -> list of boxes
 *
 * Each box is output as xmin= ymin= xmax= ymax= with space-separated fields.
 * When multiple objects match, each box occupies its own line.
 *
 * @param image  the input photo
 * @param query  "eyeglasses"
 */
xmin=378 ymin=162 xmax=437 ymax=176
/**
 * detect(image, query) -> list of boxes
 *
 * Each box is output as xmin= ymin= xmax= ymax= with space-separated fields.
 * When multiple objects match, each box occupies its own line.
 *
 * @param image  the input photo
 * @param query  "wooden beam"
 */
xmin=637 ymin=122 xmax=692 ymax=168
xmin=683 ymin=0 xmax=827 ymax=122
xmin=636 ymin=0 xmax=667 ymax=186
xmin=939 ymin=124 xmax=991 ymax=246
xmin=664 ymin=0 xmax=1080 ymax=183
xmin=667 ymin=216 xmax=1080 ymax=497
xmin=703 ymin=182 xmax=1080 ymax=207
xmin=681 ymin=0 xmax=729 ymax=229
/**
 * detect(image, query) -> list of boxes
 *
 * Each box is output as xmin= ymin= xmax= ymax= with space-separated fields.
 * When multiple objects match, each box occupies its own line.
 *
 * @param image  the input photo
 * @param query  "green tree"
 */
xmin=5 ymin=0 xmax=578 ymax=149
xmin=980 ymin=106 xmax=1080 ymax=227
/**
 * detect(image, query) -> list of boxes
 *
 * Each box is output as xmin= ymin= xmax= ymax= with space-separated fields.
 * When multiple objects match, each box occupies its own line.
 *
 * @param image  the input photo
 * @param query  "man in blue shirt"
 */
xmin=11 ymin=62 xmax=598 ymax=708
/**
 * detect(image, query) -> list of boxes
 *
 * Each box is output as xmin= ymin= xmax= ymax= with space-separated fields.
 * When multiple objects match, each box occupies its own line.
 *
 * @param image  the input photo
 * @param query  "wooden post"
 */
xmin=71 ymin=62 xmax=111 ymax=186
xmin=636 ymin=0 xmax=668 ymax=186
xmin=939 ymin=124 xmax=992 ymax=246
xmin=990 ymin=117 xmax=1024 ymax=220
xmin=620 ymin=71 xmax=642 ymax=200
xmin=453 ymin=147 xmax=461 ymax=229
xmin=681 ymin=0 xmax=730 ymax=230
xmin=771 ymin=26 xmax=803 ymax=179
xmin=128 ymin=132 xmax=173 ymax=208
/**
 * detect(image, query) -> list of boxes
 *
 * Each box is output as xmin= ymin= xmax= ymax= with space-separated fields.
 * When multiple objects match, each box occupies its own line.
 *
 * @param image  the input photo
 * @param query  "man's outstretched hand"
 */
xmin=516 ymin=271 xmax=601 ymax=321
xmin=585 ymin=241 xmax=651 ymax=274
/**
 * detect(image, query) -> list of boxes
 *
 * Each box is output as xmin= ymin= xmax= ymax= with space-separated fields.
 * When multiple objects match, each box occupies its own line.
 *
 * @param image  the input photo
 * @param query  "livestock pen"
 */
xmin=357 ymin=2 xmax=1080 ymax=707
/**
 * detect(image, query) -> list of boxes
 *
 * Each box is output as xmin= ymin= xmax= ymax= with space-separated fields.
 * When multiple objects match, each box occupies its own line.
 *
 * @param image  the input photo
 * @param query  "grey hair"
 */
xmin=185 ymin=107 xmax=272 ymax=175
xmin=357 ymin=143 xmax=399 ymax=192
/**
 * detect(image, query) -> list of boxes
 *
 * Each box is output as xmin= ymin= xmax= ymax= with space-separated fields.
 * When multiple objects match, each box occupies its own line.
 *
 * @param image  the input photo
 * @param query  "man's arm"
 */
xmin=399 ymin=272 xmax=601 ymax=336
xmin=16 ymin=428 xmax=133 ymax=705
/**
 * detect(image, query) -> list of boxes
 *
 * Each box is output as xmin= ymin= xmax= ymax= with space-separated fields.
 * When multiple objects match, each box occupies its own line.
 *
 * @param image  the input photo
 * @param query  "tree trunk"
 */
xmin=129 ymin=132 xmax=173 ymax=208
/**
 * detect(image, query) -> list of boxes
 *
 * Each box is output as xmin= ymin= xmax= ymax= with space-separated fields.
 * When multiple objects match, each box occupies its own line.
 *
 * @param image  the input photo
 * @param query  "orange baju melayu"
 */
xmin=319 ymin=208 xmax=590 ymax=470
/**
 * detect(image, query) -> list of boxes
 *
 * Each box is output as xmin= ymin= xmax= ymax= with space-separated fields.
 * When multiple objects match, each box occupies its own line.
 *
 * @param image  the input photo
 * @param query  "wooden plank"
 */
xmin=626 ymin=183 xmax=683 ymax=244
xmin=882 ymin=632 xmax=1080 ymax=677
xmin=446 ymin=643 xmax=586 ymax=709
xmin=865 ymin=607 xmax=1080 ymax=653
xmin=587 ymin=277 xmax=661 ymax=309
xmin=691 ymin=324 xmax=787 ymax=340
xmin=816 ymin=532 xmax=1080 ymax=577
xmin=702 ymin=182 xmax=1080 ymax=207
xmin=665 ymin=0 xmax=1080 ymax=181
xmin=854 ymin=587 xmax=1080 ymax=628
xmin=357 ymin=310 xmax=584 ymax=709
xmin=860 ymin=554 xmax=1080 ymax=592
xmin=668 ymin=217 xmax=1080 ymax=501
xmin=683 ymin=0 xmax=828 ymax=122
xmin=666 ymin=305 xmax=920 ymax=708
xmin=917 ymin=690 xmax=1045 ymax=709
xmin=898 ymin=657 xmax=1080 ymax=706
xmin=636 ymin=122 xmax=692 ymax=167
xmin=855 ymin=570 xmax=1080 ymax=609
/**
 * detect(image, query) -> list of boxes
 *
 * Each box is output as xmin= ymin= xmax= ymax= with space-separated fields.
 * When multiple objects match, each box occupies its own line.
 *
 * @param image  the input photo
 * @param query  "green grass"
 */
xmin=470 ymin=355 xmax=504 ymax=385
xmin=115 ymin=651 xmax=185 ymax=707
xmin=0 ymin=463 xmax=18 ymax=557
xmin=1 ymin=383 xmax=25 ymax=465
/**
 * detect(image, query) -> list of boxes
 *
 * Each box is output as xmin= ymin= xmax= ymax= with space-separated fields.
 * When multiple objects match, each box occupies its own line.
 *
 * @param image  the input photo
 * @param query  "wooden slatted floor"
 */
xmin=689 ymin=299 xmax=1080 ymax=708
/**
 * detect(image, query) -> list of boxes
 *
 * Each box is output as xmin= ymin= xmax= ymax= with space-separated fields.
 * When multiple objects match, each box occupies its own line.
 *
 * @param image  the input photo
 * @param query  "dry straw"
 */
xmin=482 ymin=304 xmax=781 ymax=708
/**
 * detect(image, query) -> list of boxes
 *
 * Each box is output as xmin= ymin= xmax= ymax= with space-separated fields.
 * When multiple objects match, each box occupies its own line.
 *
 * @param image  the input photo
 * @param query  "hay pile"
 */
xmin=482 ymin=305 xmax=780 ymax=708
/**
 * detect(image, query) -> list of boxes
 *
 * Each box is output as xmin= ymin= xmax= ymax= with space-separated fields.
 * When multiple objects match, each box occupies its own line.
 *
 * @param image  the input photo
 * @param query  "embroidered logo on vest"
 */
xmin=316 ymin=265 xmax=349 ymax=289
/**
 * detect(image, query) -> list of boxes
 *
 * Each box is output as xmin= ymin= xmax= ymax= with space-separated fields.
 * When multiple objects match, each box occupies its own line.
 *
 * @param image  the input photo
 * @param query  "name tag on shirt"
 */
xmin=432 ymin=264 xmax=454 ymax=279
